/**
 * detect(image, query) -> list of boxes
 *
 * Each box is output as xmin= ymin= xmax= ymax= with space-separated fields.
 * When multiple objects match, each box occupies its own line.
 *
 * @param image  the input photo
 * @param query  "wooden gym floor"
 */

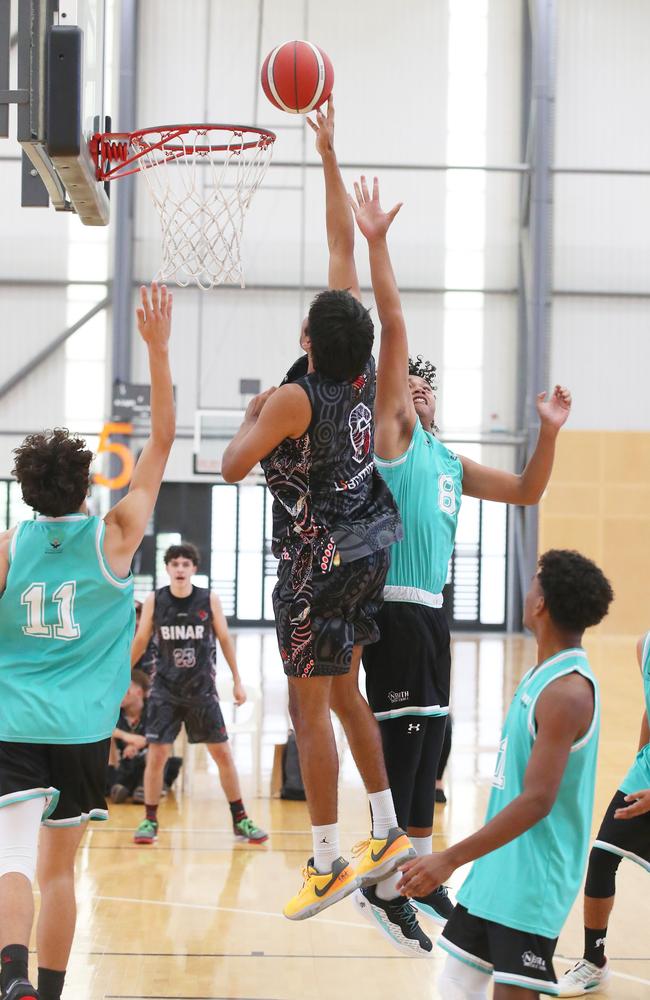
xmin=34 ymin=632 xmax=650 ymax=1000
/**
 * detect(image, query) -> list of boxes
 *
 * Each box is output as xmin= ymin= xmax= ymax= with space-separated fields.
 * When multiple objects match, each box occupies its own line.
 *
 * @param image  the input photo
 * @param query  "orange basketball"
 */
xmin=261 ymin=40 xmax=334 ymax=115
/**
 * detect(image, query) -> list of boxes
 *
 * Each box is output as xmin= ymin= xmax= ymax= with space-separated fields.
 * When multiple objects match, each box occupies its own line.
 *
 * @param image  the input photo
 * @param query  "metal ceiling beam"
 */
xmin=0 ymin=296 xmax=111 ymax=401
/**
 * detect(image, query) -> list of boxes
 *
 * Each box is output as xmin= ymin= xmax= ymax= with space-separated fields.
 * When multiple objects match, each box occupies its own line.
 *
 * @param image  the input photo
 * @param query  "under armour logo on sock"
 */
xmin=595 ymin=937 xmax=606 ymax=948
xmin=408 ymin=723 xmax=421 ymax=733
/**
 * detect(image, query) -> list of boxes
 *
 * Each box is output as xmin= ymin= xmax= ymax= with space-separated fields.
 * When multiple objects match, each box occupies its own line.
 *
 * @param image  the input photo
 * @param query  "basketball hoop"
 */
xmin=91 ymin=124 xmax=277 ymax=289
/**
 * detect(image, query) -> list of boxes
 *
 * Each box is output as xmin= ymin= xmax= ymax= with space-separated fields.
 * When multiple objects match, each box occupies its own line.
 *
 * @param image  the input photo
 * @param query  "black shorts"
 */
xmin=145 ymin=692 xmax=227 ymax=744
xmin=362 ymin=601 xmax=451 ymax=718
xmin=592 ymin=788 xmax=650 ymax=871
xmin=273 ymin=547 xmax=389 ymax=678
xmin=440 ymin=904 xmax=559 ymax=994
xmin=0 ymin=739 xmax=110 ymax=827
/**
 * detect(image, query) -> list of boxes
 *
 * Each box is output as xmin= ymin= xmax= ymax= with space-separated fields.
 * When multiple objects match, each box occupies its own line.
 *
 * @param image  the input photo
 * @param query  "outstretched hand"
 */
xmin=136 ymin=282 xmax=173 ymax=350
xmin=349 ymin=176 xmax=403 ymax=243
xmin=536 ymin=385 xmax=572 ymax=431
xmin=306 ymin=96 xmax=335 ymax=156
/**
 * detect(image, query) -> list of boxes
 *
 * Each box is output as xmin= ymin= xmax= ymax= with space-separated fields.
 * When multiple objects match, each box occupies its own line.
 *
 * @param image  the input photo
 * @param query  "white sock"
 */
xmin=368 ymin=789 xmax=398 ymax=839
xmin=375 ymin=871 xmax=401 ymax=901
xmin=411 ymin=835 xmax=433 ymax=857
xmin=312 ymin=823 xmax=339 ymax=873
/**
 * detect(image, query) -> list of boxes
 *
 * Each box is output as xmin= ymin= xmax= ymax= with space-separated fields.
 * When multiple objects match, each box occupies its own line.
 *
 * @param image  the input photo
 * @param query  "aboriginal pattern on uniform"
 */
xmin=261 ymin=355 xmax=402 ymax=678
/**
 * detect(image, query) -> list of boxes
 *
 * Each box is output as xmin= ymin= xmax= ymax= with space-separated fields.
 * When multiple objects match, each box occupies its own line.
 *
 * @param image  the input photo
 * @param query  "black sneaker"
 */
xmin=352 ymin=886 xmax=433 ymax=957
xmin=435 ymin=787 xmax=447 ymax=804
xmin=2 ymin=978 xmax=39 ymax=1000
xmin=413 ymin=883 xmax=456 ymax=926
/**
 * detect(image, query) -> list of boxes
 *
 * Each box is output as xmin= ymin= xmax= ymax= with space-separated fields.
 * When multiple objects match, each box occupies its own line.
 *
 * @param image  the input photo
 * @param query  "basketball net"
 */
xmin=131 ymin=126 xmax=274 ymax=290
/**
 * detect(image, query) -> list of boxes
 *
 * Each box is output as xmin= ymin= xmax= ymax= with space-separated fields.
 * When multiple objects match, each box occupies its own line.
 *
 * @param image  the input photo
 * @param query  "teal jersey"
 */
xmin=620 ymin=631 xmax=650 ymax=793
xmin=0 ymin=515 xmax=135 ymax=744
xmin=457 ymin=648 xmax=600 ymax=939
xmin=375 ymin=421 xmax=462 ymax=604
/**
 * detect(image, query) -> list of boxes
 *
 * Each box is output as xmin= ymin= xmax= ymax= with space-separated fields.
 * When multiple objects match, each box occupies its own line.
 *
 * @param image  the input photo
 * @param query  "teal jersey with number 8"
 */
xmin=0 ymin=515 xmax=135 ymax=744
xmin=375 ymin=420 xmax=462 ymax=602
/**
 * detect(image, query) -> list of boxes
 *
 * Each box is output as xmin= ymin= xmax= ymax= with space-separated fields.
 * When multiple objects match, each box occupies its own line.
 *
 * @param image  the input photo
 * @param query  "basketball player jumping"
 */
xmin=558 ymin=632 xmax=650 ymax=996
xmin=222 ymin=96 xmax=414 ymax=922
xmin=398 ymin=550 xmax=613 ymax=999
xmin=0 ymin=283 xmax=174 ymax=1000
xmin=346 ymin=174 xmax=572 ymax=955
xmin=130 ymin=542 xmax=267 ymax=846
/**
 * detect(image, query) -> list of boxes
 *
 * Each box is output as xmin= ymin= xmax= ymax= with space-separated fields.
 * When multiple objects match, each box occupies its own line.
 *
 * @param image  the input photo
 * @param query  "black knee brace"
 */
xmin=585 ymin=845 xmax=622 ymax=898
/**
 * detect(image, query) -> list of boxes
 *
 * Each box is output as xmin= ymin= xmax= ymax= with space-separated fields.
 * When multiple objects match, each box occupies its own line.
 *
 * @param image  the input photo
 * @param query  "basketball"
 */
xmin=261 ymin=40 xmax=334 ymax=115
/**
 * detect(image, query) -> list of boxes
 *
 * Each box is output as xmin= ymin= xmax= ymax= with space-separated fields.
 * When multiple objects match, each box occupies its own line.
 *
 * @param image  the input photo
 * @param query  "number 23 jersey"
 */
xmin=152 ymin=586 xmax=217 ymax=703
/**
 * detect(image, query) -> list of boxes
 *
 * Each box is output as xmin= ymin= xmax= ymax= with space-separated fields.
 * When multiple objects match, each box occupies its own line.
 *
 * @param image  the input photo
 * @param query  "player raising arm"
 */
xmin=347 ymin=176 xmax=572 ymax=955
xmin=0 ymin=283 xmax=174 ymax=1000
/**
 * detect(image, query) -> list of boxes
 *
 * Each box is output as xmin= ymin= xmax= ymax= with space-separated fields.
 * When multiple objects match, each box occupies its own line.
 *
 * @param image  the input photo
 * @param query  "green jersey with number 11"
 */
xmin=0 ymin=515 xmax=134 ymax=744
xmin=375 ymin=420 xmax=462 ymax=604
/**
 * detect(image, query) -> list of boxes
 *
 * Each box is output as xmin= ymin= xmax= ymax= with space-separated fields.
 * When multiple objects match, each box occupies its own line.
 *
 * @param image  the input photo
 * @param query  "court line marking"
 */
xmin=93 ymin=826 xmax=447 ymax=838
xmin=607 ymin=970 xmax=650 ymax=986
xmin=93 ymin=892 xmax=381 ymax=931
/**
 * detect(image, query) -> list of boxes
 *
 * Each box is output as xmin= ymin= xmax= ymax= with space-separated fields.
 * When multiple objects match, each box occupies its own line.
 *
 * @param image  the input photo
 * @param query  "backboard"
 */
xmin=2 ymin=0 xmax=110 ymax=224
xmin=194 ymin=409 xmax=263 ymax=481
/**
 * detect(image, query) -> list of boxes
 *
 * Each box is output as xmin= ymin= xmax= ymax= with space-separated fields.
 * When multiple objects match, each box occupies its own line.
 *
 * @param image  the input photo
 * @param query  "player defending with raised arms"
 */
xmin=0 ymin=284 xmax=174 ymax=1000
xmin=222 ymin=98 xmax=413 ymax=921
xmin=348 ymin=176 xmax=573 ymax=954
xmin=558 ymin=632 xmax=650 ymax=996
xmin=397 ymin=550 xmax=613 ymax=999
xmin=130 ymin=542 xmax=267 ymax=845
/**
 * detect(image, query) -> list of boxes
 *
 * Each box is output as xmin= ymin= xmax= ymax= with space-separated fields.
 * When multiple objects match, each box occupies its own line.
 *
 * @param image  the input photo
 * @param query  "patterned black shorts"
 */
xmin=273 ymin=547 xmax=390 ymax=677
xmin=145 ymin=693 xmax=228 ymax=744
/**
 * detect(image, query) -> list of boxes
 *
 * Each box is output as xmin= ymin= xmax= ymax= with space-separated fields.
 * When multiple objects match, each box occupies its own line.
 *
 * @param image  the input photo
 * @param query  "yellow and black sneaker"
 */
xmin=351 ymin=826 xmax=416 ymax=888
xmin=283 ymin=856 xmax=359 ymax=921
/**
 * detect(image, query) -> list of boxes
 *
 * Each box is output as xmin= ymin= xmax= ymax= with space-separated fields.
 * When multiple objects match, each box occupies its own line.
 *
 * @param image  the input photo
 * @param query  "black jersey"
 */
xmin=152 ymin=586 xmax=216 ymax=702
xmin=261 ymin=355 xmax=402 ymax=567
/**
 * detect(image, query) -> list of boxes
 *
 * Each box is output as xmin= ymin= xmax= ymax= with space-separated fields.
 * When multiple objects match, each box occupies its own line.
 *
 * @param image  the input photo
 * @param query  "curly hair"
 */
xmin=408 ymin=355 xmax=437 ymax=390
xmin=538 ymin=549 xmax=614 ymax=633
xmin=164 ymin=542 xmax=200 ymax=567
xmin=12 ymin=428 xmax=93 ymax=517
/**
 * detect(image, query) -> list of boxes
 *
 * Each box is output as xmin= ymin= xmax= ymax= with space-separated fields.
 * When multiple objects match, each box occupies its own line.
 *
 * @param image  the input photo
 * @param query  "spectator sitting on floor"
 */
xmin=108 ymin=669 xmax=182 ymax=803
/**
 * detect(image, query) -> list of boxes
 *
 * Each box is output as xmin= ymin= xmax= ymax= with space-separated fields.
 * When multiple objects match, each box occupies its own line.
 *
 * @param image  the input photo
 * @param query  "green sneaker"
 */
xmin=233 ymin=817 xmax=268 ymax=844
xmin=133 ymin=818 xmax=158 ymax=845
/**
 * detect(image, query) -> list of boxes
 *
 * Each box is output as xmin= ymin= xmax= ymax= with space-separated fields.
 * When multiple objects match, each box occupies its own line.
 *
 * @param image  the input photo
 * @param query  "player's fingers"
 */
xmin=327 ymin=94 xmax=334 ymax=117
xmin=537 ymin=390 xmax=547 ymax=401
xmin=139 ymin=284 xmax=150 ymax=319
xmin=347 ymin=193 xmax=359 ymax=215
xmin=387 ymin=202 xmax=403 ymax=223
xmin=372 ymin=176 xmax=379 ymax=201
xmin=353 ymin=182 xmax=363 ymax=207
xmin=306 ymin=117 xmax=317 ymax=131
xmin=136 ymin=307 xmax=145 ymax=331
xmin=166 ymin=291 xmax=174 ymax=318
xmin=360 ymin=175 xmax=370 ymax=202
xmin=151 ymin=280 xmax=160 ymax=312
xmin=160 ymin=284 xmax=168 ymax=312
